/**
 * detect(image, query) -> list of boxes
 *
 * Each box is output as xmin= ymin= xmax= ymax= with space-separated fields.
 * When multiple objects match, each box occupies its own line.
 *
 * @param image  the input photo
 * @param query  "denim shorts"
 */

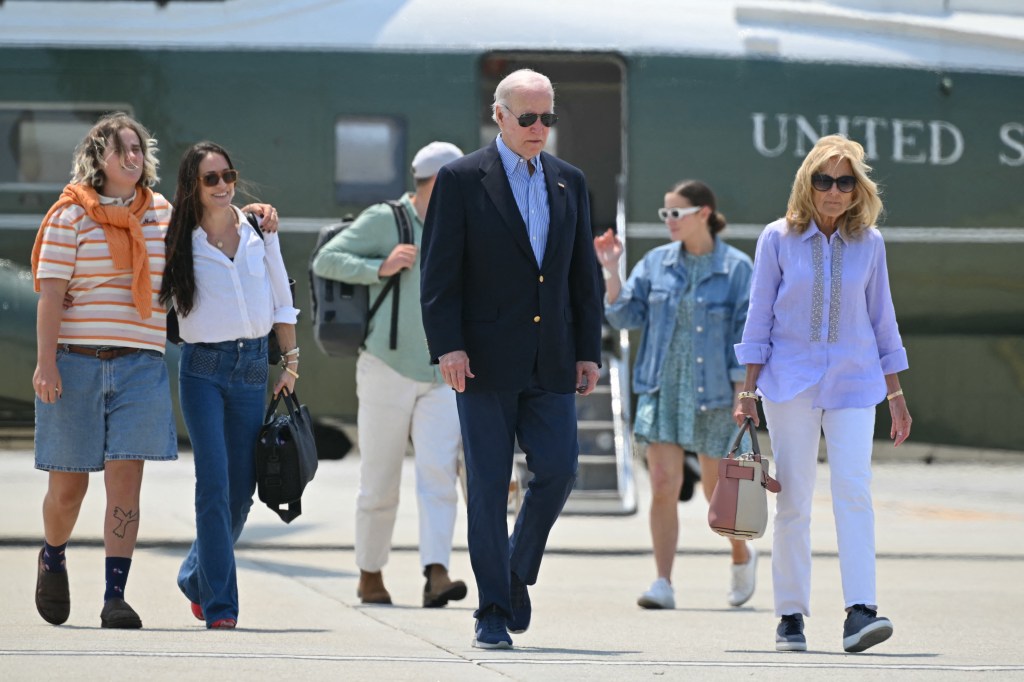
xmin=34 ymin=347 xmax=178 ymax=472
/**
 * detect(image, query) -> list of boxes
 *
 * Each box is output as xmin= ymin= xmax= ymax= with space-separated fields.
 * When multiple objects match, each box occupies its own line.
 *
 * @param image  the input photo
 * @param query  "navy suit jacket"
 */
xmin=420 ymin=141 xmax=603 ymax=394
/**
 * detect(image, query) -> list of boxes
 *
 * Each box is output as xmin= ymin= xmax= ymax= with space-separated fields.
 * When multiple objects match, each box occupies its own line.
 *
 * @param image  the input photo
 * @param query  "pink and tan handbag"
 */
xmin=708 ymin=418 xmax=781 ymax=540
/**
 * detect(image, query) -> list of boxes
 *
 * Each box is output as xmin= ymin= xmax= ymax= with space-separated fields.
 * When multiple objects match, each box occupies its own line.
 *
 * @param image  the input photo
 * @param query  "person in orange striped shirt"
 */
xmin=31 ymin=112 xmax=175 ymax=630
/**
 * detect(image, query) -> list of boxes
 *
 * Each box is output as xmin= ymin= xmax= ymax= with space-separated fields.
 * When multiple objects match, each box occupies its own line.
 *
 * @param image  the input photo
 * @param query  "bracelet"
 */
xmin=285 ymin=359 xmax=299 ymax=366
xmin=886 ymin=389 xmax=904 ymax=401
xmin=284 ymin=367 xmax=299 ymax=379
xmin=283 ymin=347 xmax=300 ymax=357
xmin=737 ymin=391 xmax=759 ymax=401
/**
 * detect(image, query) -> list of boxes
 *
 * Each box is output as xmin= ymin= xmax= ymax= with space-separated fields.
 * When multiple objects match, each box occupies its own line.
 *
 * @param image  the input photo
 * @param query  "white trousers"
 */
xmin=355 ymin=352 xmax=462 ymax=572
xmin=762 ymin=385 xmax=877 ymax=617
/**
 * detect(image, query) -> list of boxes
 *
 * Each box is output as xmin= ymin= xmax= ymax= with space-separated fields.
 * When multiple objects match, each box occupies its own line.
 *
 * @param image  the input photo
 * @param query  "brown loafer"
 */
xmin=35 ymin=548 xmax=70 ymax=625
xmin=423 ymin=564 xmax=468 ymax=608
xmin=100 ymin=598 xmax=142 ymax=629
xmin=357 ymin=570 xmax=392 ymax=605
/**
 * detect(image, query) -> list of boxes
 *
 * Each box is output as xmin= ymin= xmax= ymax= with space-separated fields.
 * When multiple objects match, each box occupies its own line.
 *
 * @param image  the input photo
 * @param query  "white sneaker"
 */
xmin=637 ymin=577 xmax=675 ymax=609
xmin=727 ymin=545 xmax=758 ymax=607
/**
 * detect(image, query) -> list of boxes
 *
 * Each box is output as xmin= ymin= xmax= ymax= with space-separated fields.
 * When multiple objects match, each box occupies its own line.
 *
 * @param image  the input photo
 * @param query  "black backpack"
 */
xmin=308 ymin=201 xmax=413 ymax=357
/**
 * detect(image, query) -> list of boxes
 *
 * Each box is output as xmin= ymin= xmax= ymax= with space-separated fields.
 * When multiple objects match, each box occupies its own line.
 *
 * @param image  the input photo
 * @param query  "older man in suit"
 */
xmin=420 ymin=69 xmax=603 ymax=649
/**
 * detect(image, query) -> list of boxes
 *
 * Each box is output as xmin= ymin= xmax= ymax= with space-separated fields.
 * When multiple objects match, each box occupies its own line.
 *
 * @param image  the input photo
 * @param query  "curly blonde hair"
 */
xmin=70 ymin=112 xmax=160 ymax=189
xmin=785 ymin=134 xmax=882 ymax=240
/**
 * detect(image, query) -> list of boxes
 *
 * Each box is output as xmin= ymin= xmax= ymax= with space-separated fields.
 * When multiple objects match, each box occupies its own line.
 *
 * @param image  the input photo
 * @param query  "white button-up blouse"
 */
xmin=177 ymin=206 xmax=299 ymax=343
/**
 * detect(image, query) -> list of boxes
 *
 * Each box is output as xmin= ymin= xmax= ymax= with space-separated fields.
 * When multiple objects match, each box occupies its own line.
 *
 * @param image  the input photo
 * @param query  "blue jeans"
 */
xmin=176 ymin=337 xmax=268 ymax=625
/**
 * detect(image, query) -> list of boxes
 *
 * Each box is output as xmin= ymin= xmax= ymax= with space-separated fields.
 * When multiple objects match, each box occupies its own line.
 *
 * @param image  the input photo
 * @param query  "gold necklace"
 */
xmin=211 ymin=209 xmax=237 ymax=250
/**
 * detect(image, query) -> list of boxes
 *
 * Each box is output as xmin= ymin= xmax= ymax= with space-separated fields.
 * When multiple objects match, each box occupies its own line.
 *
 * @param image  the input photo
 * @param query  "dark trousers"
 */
xmin=455 ymin=381 xmax=579 ymax=618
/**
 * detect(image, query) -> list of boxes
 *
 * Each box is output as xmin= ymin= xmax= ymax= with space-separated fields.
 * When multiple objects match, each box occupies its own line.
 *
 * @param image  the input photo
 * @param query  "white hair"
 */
xmin=491 ymin=69 xmax=555 ymax=123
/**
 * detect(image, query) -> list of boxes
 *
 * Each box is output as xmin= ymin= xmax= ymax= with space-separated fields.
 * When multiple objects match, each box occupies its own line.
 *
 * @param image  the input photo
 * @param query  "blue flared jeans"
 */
xmin=176 ymin=337 xmax=268 ymax=625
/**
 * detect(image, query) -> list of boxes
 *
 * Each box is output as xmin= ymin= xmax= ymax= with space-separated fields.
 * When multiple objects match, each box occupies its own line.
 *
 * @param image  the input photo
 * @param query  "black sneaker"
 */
xmin=843 ymin=604 xmax=892 ymax=653
xmin=507 ymin=572 xmax=531 ymax=634
xmin=776 ymin=613 xmax=807 ymax=651
xmin=100 ymin=598 xmax=142 ymax=629
xmin=35 ymin=548 xmax=70 ymax=625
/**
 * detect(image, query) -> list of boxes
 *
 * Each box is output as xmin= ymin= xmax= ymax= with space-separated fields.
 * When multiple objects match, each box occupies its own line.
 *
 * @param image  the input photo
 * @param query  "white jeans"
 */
xmin=762 ymin=385 xmax=877 ymax=617
xmin=355 ymin=352 xmax=462 ymax=572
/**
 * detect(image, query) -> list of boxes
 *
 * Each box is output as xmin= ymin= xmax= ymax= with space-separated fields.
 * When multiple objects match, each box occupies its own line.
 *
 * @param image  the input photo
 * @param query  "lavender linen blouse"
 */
xmin=734 ymin=218 xmax=908 ymax=409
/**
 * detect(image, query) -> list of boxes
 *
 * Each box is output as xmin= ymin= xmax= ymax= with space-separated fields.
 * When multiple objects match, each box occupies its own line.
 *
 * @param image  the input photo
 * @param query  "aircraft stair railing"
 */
xmin=507 ymin=332 xmax=636 ymax=517
xmin=508 ymin=171 xmax=637 ymax=516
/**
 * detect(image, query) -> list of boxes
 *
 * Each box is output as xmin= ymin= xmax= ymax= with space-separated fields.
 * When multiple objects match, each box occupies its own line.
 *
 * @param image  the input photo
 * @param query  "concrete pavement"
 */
xmin=1 ymin=443 xmax=1023 ymax=680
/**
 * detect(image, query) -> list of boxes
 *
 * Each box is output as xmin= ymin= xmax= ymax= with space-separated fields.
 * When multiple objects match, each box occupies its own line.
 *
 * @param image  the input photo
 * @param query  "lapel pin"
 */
xmin=557 ymin=182 xmax=565 ymax=190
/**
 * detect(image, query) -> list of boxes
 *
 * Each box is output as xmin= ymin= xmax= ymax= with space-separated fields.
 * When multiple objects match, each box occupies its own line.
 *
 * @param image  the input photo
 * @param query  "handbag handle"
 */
xmin=726 ymin=417 xmax=761 ymax=460
xmin=263 ymin=388 xmax=303 ymax=424
xmin=726 ymin=418 xmax=781 ymax=493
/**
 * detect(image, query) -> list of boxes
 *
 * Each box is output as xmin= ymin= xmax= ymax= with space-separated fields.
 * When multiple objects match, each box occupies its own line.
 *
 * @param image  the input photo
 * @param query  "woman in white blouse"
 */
xmin=159 ymin=141 xmax=299 ymax=629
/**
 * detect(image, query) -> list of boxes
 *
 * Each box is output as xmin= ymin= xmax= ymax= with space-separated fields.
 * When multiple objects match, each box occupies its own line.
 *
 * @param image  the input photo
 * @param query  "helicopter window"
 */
xmin=334 ymin=116 xmax=406 ymax=204
xmin=0 ymin=105 xmax=128 ymax=193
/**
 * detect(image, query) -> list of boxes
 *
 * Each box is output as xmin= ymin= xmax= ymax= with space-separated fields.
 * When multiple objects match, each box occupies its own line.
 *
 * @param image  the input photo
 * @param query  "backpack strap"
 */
xmin=388 ymin=199 xmax=414 ymax=245
xmin=245 ymin=211 xmax=265 ymax=240
xmin=378 ymin=200 xmax=414 ymax=351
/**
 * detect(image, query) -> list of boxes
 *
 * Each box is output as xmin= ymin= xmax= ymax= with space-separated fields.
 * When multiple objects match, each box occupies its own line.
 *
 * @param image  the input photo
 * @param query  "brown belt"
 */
xmin=62 ymin=345 xmax=143 ymax=360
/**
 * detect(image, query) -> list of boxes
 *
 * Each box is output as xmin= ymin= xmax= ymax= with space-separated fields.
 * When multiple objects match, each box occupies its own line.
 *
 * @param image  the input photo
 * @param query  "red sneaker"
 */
xmin=210 ymin=618 xmax=236 ymax=629
xmin=190 ymin=602 xmax=204 ymax=621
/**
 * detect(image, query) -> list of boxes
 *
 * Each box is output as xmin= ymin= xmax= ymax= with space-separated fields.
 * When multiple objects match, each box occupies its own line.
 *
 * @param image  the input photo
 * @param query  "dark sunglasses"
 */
xmin=200 ymin=169 xmax=239 ymax=187
xmin=811 ymin=172 xmax=856 ymax=193
xmin=502 ymin=104 xmax=558 ymax=128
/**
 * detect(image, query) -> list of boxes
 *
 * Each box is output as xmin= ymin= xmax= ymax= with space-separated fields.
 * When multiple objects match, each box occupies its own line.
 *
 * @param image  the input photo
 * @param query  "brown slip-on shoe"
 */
xmin=357 ymin=570 xmax=392 ymax=605
xmin=35 ymin=548 xmax=70 ymax=625
xmin=423 ymin=564 xmax=468 ymax=608
xmin=100 ymin=598 xmax=142 ymax=629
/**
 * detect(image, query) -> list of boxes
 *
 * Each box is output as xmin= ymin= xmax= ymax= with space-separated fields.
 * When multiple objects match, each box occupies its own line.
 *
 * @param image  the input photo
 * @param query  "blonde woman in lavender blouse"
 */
xmin=733 ymin=135 xmax=912 ymax=655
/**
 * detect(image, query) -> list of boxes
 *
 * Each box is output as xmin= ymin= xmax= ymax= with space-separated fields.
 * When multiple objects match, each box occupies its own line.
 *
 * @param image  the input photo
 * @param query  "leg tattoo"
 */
xmin=112 ymin=507 xmax=139 ymax=539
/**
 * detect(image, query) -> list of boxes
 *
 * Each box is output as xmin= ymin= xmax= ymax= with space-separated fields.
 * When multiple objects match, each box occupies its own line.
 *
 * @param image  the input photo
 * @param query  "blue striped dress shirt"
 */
xmin=496 ymin=134 xmax=550 ymax=266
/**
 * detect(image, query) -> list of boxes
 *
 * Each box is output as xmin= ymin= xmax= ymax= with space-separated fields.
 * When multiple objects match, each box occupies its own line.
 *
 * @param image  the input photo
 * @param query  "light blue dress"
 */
xmin=633 ymin=251 xmax=744 ymax=458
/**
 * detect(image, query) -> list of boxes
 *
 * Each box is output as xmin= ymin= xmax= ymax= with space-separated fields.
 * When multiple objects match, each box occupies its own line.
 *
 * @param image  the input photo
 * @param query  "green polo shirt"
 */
xmin=311 ymin=194 xmax=442 ymax=383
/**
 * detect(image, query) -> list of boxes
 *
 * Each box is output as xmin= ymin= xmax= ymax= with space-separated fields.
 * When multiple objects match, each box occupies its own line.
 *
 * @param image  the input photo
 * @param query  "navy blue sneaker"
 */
xmin=473 ymin=608 xmax=512 ymax=649
xmin=776 ymin=613 xmax=807 ymax=651
xmin=843 ymin=604 xmax=893 ymax=653
xmin=507 ymin=572 xmax=531 ymax=634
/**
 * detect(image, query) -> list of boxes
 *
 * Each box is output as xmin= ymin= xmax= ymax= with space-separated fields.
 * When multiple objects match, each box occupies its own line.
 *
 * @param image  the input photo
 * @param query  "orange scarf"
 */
xmin=31 ymin=184 xmax=155 ymax=319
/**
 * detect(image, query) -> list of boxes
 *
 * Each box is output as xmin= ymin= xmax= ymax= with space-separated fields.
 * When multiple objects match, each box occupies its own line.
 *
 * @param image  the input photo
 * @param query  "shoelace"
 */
xmin=480 ymin=614 xmax=506 ymax=636
xmin=780 ymin=615 xmax=803 ymax=635
xmin=851 ymin=604 xmax=878 ymax=618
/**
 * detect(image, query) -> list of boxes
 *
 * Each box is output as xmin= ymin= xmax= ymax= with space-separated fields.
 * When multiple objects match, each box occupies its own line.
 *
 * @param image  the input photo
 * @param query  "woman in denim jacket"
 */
xmin=594 ymin=180 xmax=755 ymax=610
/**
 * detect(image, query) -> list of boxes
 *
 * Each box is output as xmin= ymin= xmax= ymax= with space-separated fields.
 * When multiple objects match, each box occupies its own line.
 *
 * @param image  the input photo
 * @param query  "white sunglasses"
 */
xmin=658 ymin=206 xmax=701 ymax=221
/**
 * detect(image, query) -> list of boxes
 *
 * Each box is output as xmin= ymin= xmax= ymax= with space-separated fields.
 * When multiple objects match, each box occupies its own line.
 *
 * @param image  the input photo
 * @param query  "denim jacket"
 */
xmin=605 ymin=238 xmax=753 ymax=410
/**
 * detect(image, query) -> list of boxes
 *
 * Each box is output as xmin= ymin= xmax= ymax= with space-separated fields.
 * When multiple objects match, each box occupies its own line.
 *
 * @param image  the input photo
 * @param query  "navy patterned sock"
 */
xmin=104 ymin=556 xmax=132 ymax=602
xmin=42 ymin=541 xmax=67 ymax=573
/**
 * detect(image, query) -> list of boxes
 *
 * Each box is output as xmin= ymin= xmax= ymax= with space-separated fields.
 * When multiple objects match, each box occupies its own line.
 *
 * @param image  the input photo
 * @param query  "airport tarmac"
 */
xmin=0 ymin=442 xmax=1022 ymax=680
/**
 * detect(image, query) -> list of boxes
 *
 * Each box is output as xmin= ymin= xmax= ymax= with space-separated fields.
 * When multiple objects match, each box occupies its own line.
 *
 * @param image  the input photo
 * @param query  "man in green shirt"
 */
xmin=311 ymin=141 xmax=467 ymax=608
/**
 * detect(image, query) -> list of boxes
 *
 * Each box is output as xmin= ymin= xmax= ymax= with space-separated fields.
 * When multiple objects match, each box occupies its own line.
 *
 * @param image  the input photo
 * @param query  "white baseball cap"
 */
xmin=411 ymin=141 xmax=464 ymax=179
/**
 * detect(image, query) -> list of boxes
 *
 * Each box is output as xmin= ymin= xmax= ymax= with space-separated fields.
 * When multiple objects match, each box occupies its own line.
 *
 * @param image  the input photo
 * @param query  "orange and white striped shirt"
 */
xmin=35 ymin=193 xmax=171 ymax=353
